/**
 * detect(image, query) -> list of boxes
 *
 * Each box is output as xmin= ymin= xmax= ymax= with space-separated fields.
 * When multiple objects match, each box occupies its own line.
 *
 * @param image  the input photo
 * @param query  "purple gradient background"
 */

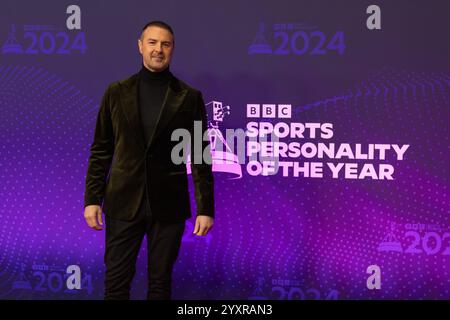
xmin=0 ymin=0 xmax=449 ymax=299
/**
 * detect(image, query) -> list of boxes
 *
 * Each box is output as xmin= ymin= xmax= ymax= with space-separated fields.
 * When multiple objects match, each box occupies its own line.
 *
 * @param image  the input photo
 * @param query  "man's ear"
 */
xmin=138 ymin=39 xmax=143 ymax=54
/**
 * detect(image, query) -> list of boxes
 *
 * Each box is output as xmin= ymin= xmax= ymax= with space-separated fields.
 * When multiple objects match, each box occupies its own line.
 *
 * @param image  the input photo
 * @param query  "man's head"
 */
xmin=138 ymin=21 xmax=175 ymax=72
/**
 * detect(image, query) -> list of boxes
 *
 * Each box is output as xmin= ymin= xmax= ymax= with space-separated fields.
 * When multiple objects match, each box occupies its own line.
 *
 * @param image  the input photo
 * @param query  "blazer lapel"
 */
xmin=146 ymin=76 xmax=188 ymax=151
xmin=119 ymin=73 xmax=147 ymax=151
xmin=118 ymin=73 xmax=188 ymax=153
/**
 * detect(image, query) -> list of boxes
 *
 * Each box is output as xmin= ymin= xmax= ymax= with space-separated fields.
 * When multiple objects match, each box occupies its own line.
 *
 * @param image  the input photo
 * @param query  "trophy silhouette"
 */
xmin=248 ymin=277 xmax=268 ymax=300
xmin=2 ymin=24 xmax=24 ymax=54
xmin=378 ymin=222 xmax=403 ymax=252
xmin=187 ymin=100 xmax=242 ymax=179
xmin=12 ymin=263 xmax=32 ymax=290
xmin=248 ymin=22 xmax=272 ymax=55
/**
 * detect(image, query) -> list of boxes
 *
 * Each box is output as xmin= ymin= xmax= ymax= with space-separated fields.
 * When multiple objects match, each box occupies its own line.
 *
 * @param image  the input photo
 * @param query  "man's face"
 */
xmin=138 ymin=26 xmax=174 ymax=72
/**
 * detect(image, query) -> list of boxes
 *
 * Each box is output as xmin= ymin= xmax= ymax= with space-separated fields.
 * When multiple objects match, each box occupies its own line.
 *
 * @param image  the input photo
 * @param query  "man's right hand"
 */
xmin=84 ymin=205 xmax=104 ymax=231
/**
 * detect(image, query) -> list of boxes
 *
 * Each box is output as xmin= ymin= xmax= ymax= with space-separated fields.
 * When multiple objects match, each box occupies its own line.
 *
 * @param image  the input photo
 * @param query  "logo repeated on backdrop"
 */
xmin=248 ymin=21 xmax=345 ymax=56
xmin=248 ymin=277 xmax=339 ymax=300
xmin=11 ymin=263 xmax=93 ymax=296
xmin=378 ymin=222 xmax=450 ymax=256
xmin=1 ymin=5 xmax=86 ymax=56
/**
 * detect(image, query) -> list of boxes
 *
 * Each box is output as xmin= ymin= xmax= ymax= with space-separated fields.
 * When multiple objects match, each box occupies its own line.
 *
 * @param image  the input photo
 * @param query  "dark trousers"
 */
xmin=104 ymin=193 xmax=185 ymax=300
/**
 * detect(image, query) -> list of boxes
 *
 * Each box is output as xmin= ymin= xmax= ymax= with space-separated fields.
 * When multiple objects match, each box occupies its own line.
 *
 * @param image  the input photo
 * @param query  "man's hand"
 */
xmin=84 ymin=205 xmax=103 ymax=231
xmin=193 ymin=215 xmax=214 ymax=236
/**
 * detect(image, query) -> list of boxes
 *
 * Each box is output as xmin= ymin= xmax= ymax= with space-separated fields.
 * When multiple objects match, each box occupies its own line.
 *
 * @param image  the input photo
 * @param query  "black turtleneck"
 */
xmin=138 ymin=65 xmax=172 ymax=147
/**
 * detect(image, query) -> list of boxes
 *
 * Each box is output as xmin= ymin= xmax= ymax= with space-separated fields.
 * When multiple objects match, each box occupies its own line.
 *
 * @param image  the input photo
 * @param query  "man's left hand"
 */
xmin=193 ymin=215 xmax=214 ymax=236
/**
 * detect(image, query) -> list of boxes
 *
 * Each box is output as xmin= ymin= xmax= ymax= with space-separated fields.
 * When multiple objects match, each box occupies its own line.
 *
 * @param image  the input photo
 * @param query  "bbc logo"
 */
xmin=247 ymin=104 xmax=291 ymax=118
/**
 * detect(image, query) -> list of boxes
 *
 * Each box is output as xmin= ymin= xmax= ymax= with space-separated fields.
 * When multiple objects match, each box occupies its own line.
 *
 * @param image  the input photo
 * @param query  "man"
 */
xmin=83 ymin=21 xmax=214 ymax=300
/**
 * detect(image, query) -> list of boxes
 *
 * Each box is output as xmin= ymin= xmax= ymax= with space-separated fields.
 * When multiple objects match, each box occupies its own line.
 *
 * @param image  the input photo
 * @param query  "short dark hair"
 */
xmin=140 ymin=20 xmax=174 ymax=40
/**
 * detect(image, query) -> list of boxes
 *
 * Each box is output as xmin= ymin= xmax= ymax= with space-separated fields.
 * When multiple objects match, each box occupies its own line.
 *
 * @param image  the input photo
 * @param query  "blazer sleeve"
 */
xmin=84 ymin=85 xmax=115 ymax=207
xmin=190 ymin=91 xmax=215 ymax=218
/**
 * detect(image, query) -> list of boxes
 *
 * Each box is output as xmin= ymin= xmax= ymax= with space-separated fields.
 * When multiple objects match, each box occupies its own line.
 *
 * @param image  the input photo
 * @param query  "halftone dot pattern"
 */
xmin=0 ymin=65 xmax=104 ymax=299
xmin=171 ymin=69 xmax=449 ymax=300
xmin=1 ymin=64 xmax=449 ymax=299
xmin=289 ymin=68 xmax=449 ymax=299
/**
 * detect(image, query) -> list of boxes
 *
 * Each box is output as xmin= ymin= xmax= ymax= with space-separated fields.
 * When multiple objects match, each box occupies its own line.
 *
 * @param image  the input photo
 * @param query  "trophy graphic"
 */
xmin=12 ymin=263 xmax=32 ymax=290
xmin=187 ymin=100 xmax=242 ymax=179
xmin=2 ymin=24 xmax=24 ymax=54
xmin=248 ymin=277 xmax=268 ymax=300
xmin=248 ymin=22 xmax=272 ymax=55
xmin=378 ymin=222 xmax=403 ymax=252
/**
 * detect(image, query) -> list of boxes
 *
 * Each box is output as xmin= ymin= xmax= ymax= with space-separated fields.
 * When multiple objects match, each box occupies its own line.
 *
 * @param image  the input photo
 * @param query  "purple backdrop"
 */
xmin=0 ymin=0 xmax=449 ymax=299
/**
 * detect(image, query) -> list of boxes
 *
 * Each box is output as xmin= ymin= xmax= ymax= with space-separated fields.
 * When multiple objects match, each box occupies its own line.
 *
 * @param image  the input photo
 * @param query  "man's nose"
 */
xmin=155 ymin=42 xmax=162 ymax=52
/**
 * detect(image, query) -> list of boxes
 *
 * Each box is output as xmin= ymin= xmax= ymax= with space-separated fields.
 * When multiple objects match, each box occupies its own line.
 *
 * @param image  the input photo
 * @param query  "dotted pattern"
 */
xmin=0 ymin=65 xmax=103 ymax=299
xmin=0 ymin=65 xmax=449 ymax=299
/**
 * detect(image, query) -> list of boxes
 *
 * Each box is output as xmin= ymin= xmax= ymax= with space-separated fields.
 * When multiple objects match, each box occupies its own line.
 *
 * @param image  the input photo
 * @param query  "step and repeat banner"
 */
xmin=0 ymin=0 xmax=449 ymax=299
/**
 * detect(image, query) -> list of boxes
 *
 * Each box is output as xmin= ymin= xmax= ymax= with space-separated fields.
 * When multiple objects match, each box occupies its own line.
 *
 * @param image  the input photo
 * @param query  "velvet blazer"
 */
xmin=84 ymin=72 xmax=214 ymax=222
